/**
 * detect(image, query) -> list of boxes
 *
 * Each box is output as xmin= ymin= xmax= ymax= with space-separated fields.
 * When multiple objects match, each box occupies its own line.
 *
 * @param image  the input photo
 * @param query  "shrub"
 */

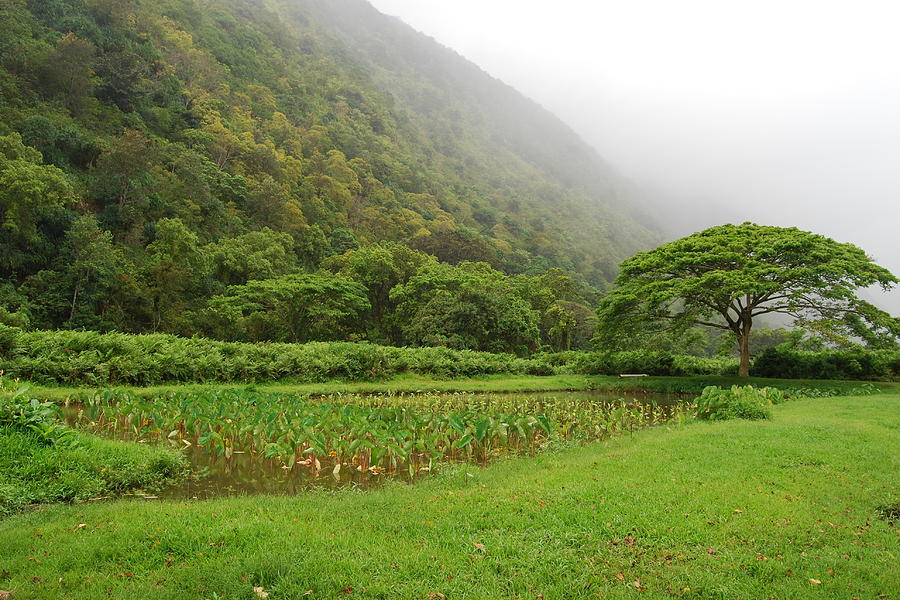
xmin=572 ymin=351 xmax=738 ymax=377
xmin=673 ymin=355 xmax=740 ymax=376
xmin=752 ymin=347 xmax=899 ymax=380
xmin=694 ymin=385 xmax=779 ymax=421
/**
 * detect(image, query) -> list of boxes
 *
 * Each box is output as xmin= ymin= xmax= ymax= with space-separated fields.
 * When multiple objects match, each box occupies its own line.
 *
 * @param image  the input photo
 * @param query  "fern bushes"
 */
xmin=2 ymin=326 xmax=894 ymax=386
xmin=0 ymin=326 xmax=554 ymax=385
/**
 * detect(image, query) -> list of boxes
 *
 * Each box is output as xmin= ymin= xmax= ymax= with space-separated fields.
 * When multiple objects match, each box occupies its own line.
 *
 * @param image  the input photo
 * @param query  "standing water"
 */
xmin=62 ymin=389 xmax=686 ymax=499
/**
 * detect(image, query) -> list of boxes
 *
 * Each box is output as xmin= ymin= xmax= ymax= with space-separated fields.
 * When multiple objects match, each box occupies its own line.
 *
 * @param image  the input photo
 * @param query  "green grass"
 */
xmin=28 ymin=373 xmax=900 ymax=402
xmin=0 ymin=428 xmax=185 ymax=517
xmin=0 ymin=393 xmax=896 ymax=598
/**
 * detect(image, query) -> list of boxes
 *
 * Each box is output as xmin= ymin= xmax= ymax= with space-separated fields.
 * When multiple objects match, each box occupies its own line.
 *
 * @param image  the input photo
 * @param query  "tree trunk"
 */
xmin=69 ymin=281 xmax=80 ymax=323
xmin=738 ymin=329 xmax=751 ymax=377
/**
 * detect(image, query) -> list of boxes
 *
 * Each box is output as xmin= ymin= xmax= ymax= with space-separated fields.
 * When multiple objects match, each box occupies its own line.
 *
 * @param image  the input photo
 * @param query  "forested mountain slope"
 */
xmin=0 ymin=0 xmax=658 ymax=344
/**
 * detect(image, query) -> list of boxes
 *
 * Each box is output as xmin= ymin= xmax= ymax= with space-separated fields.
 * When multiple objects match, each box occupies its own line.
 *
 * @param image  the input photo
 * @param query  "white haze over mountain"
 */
xmin=368 ymin=0 xmax=900 ymax=313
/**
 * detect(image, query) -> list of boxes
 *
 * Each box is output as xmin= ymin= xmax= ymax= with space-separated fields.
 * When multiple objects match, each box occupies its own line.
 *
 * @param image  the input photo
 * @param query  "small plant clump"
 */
xmin=0 ymin=379 xmax=78 ymax=447
xmin=694 ymin=385 xmax=781 ymax=421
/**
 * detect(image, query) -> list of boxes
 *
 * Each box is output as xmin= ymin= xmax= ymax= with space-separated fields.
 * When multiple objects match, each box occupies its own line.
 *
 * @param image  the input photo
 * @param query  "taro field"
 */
xmin=63 ymin=389 xmax=690 ymax=497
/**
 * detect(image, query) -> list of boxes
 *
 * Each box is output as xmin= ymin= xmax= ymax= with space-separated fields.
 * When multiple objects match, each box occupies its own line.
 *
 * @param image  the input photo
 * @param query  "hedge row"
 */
xmin=751 ymin=347 xmax=899 ymax=380
xmin=1 ymin=326 xmax=894 ymax=386
xmin=570 ymin=351 xmax=739 ymax=377
xmin=0 ymin=326 xmax=553 ymax=386
xmin=573 ymin=348 xmax=899 ymax=380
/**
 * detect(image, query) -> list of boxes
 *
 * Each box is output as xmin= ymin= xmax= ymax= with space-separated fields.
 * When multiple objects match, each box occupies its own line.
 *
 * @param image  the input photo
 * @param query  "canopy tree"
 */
xmin=206 ymin=273 xmax=370 ymax=343
xmin=390 ymin=261 xmax=540 ymax=354
xmin=596 ymin=223 xmax=898 ymax=376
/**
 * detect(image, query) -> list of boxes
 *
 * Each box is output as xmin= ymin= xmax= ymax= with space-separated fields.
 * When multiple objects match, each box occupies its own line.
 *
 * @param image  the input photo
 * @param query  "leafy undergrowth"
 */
xmin=694 ymin=385 xmax=783 ymax=421
xmin=0 ymin=394 xmax=897 ymax=598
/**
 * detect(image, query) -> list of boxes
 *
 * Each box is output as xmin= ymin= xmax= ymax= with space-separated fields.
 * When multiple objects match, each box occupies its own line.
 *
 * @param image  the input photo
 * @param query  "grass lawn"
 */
xmin=0 ymin=392 xmax=897 ymax=599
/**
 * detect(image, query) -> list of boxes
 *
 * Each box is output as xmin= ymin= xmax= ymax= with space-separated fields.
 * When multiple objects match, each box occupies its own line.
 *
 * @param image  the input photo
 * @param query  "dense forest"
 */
xmin=0 ymin=0 xmax=663 ymax=352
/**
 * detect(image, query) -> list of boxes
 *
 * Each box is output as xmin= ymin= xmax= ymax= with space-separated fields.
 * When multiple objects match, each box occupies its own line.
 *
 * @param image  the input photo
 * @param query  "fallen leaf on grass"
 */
xmin=253 ymin=586 xmax=269 ymax=598
xmin=0 ymin=590 xmax=10 ymax=600
xmin=615 ymin=573 xmax=625 ymax=581
xmin=472 ymin=542 xmax=485 ymax=551
xmin=810 ymin=579 xmax=821 ymax=585
xmin=73 ymin=524 xmax=87 ymax=531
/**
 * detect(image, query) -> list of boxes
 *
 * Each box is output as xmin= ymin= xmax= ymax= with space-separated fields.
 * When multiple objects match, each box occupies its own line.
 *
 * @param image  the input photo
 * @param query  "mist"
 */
xmin=367 ymin=0 xmax=900 ymax=312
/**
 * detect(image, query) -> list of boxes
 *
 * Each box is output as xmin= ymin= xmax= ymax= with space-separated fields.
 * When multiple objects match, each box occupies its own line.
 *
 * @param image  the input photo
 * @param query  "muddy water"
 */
xmin=63 ymin=389 xmax=677 ymax=499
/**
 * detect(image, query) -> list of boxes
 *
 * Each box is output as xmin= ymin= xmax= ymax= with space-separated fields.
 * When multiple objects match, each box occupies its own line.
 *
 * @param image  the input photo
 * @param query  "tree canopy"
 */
xmin=596 ymin=223 xmax=898 ymax=375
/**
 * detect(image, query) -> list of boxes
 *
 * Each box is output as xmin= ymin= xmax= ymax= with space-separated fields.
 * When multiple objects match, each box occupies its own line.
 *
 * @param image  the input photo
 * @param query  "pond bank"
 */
xmin=30 ymin=373 xmax=900 ymax=402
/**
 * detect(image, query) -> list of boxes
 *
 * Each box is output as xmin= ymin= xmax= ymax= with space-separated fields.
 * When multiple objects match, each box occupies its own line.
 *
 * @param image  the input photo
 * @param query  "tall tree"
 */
xmin=324 ymin=242 xmax=435 ymax=342
xmin=390 ymin=261 xmax=539 ymax=354
xmin=144 ymin=218 xmax=206 ymax=331
xmin=0 ymin=134 xmax=76 ymax=272
xmin=62 ymin=214 xmax=131 ymax=327
xmin=206 ymin=273 xmax=370 ymax=343
xmin=596 ymin=223 xmax=898 ymax=376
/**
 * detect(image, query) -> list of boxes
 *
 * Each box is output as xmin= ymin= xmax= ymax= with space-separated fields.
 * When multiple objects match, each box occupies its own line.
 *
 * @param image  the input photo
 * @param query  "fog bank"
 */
xmin=368 ymin=0 xmax=900 ymax=311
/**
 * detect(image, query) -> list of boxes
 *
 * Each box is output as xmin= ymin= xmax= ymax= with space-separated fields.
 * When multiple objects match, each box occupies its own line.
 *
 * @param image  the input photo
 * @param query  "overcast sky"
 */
xmin=367 ymin=0 xmax=900 ymax=312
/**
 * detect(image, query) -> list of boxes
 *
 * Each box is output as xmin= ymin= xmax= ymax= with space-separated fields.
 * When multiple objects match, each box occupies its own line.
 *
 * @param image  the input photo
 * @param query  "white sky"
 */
xmin=367 ymin=0 xmax=900 ymax=312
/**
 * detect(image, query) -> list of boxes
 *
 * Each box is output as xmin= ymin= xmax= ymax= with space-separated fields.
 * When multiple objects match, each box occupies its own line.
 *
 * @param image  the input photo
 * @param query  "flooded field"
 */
xmin=63 ymin=389 xmax=686 ymax=499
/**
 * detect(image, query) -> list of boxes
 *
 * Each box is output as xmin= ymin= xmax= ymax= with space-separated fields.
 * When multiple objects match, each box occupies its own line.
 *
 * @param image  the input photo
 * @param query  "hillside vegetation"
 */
xmin=0 ymin=0 xmax=658 ymax=341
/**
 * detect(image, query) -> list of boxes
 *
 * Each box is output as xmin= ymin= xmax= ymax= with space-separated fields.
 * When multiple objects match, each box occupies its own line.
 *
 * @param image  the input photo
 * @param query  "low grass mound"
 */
xmin=0 ymin=381 xmax=185 ymax=516
xmin=0 ymin=428 xmax=185 ymax=516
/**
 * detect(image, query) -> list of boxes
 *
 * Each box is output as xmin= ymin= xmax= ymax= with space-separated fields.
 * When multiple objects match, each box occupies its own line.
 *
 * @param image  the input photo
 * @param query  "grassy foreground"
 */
xmin=1 ymin=394 xmax=897 ymax=599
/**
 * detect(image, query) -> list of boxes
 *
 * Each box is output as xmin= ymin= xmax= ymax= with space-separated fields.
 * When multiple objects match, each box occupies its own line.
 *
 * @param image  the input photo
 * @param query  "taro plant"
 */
xmin=71 ymin=389 xmax=689 ymax=478
xmin=0 ymin=382 xmax=79 ymax=446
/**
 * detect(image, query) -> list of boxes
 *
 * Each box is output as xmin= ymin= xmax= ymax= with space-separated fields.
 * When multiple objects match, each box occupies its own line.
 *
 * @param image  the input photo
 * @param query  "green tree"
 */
xmin=206 ymin=229 xmax=297 ymax=287
xmin=0 ymin=134 xmax=76 ymax=271
xmin=596 ymin=223 xmax=898 ymax=376
xmin=324 ymin=242 xmax=435 ymax=342
xmin=390 ymin=262 xmax=539 ymax=354
xmin=206 ymin=273 xmax=370 ymax=343
xmin=62 ymin=214 xmax=132 ymax=327
xmin=144 ymin=218 xmax=207 ymax=331
xmin=92 ymin=130 xmax=158 ymax=214
xmin=39 ymin=33 xmax=97 ymax=115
